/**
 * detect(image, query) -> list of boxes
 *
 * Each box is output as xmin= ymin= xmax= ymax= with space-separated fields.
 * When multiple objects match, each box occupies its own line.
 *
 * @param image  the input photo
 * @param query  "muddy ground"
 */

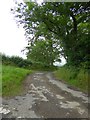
xmin=0 ymin=72 xmax=89 ymax=119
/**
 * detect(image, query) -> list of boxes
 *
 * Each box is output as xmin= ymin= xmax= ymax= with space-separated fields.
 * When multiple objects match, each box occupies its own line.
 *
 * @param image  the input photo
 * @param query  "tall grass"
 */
xmin=1 ymin=65 xmax=32 ymax=97
xmin=54 ymin=66 xmax=88 ymax=92
xmin=0 ymin=61 xmax=2 ymax=96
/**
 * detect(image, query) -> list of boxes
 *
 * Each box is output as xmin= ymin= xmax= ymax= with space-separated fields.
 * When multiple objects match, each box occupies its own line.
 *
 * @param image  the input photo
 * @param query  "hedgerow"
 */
xmin=1 ymin=53 xmax=32 ymax=69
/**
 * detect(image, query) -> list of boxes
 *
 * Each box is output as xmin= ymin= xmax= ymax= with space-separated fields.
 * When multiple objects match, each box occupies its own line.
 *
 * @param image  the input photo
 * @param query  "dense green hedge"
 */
xmin=1 ymin=53 xmax=57 ymax=70
xmin=1 ymin=54 xmax=32 ymax=69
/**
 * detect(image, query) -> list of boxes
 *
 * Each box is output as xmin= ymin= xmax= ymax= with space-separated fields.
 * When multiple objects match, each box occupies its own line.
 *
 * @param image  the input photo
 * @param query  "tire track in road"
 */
xmin=1 ymin=72 xmax=88 ymax=119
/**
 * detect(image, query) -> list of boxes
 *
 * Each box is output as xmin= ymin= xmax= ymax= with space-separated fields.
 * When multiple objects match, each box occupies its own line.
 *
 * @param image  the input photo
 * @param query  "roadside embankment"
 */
xmin=54 ymin=66 xmax=88 ymax=93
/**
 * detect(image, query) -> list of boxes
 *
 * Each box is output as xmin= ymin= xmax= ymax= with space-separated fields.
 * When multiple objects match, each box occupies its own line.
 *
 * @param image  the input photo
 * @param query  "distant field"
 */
xmin=1 ymin=65 xmax=32 ymax=97
xmin=54 ymin=66 xmax=88 ymax=93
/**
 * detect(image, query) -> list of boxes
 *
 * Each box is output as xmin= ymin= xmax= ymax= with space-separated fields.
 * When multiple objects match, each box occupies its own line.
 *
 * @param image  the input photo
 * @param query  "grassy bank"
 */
xmin=54 ymin=66 xmax=88 ymax=93
xmin=1 ymin=65 xmax=32 ymax=97
xmin=0 ymin=64 xmax=2 ymax=95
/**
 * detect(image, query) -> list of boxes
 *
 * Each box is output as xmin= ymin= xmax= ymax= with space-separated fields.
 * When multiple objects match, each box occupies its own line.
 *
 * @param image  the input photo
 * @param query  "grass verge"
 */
xmin=1 ymin=65 xmax=32 ymax=97
xmin=54 ymin=66 xmax=88 ymax=93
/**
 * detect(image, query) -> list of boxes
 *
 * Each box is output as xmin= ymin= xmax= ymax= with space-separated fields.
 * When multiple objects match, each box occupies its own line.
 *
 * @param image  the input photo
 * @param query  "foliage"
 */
xmin=12 ymin=2 xmax=90 ymax=69
xmin=1 ymin=53 xmax=32 ymax=69
xmin=30 ymin=61 xmax=58 ymax=71
xmin=1 ymin=65 xmax=32 ymax=97
xmin=54 ymin=66 xmax=88 ymax=92
xmin=27 ymin=40 xmax=60 ymax=67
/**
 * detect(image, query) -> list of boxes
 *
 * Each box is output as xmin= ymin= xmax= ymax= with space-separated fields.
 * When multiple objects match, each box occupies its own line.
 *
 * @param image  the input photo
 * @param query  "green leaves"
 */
xmin=2 ymin=54 xmax=32 ymax=69
xmin=27 ymin=40 xmax=60 ymax=67
xmin=13 ymin=1 xmax=90 ymax=69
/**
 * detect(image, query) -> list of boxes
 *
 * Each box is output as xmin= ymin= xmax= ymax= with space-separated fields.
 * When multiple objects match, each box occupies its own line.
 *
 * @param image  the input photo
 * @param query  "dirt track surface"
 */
xmin=1 ymin=72 xmax=89 ymax=119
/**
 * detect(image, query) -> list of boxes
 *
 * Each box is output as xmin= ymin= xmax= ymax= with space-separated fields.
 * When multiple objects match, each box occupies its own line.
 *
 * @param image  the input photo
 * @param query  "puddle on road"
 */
xmin=47 ymin=73 xmax=88 ymax=103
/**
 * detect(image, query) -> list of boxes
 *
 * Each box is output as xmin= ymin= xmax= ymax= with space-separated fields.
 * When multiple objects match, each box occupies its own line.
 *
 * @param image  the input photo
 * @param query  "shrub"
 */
xmin=1 ymin=53 xmax=32 ymax=69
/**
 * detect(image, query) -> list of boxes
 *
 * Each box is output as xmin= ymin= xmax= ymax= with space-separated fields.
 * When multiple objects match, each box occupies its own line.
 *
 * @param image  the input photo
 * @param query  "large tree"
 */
xmin=13 ymin=1 xmax=90 ymax=68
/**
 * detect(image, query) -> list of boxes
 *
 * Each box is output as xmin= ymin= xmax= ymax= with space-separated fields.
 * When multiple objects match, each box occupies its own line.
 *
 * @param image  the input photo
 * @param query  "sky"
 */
xmin=0 ymin=0 xmax=66 ymax=65
xmin=0 ymin=0 xmax=27 ymax=59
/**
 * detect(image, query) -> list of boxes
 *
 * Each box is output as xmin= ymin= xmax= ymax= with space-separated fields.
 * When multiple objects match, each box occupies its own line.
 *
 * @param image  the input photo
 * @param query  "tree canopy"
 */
xmin=12 ymin=1 xmax=90 ymax=68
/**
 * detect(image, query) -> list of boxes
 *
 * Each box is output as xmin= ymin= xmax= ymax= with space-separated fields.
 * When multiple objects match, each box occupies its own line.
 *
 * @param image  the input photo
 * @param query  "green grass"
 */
xmin=1 ymin=65 xmax=32 ymax=97
xmin=0 ymin=63 xmax=2 ymax=95
xmin=54 ymin=66 xmax=88 ymax=93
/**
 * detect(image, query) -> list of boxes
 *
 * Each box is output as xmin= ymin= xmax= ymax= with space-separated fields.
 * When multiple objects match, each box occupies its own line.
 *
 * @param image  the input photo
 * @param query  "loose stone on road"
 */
xmin=1 ymin=72 xmax=88 ymax=118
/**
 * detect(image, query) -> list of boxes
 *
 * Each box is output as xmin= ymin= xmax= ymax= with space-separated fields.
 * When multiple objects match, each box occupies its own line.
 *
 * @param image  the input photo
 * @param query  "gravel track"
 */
xmin=0 ymin=72 xmax=89 ymax=119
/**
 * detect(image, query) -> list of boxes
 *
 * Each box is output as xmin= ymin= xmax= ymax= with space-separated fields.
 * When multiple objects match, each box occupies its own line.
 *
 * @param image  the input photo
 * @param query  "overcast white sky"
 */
xmin=0 ymin=0 xmax=28 ymax=59
xmin=0 ymin=0 xmax=66 ymax=65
